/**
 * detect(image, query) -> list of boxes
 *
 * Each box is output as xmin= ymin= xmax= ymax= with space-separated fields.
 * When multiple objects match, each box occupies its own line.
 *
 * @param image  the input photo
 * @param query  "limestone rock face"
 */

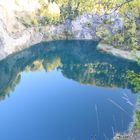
xmin=71 ymin=13 xmax=123 ymax=40
xmin=0 ymin=0 xmax=41 ymax=33
xmin=0 ymin=18 xmax=43 ymax=60
xmin=0 ymin=0 xmax=42 ymax=59
xmin=0 ymin=4 xmax=24 ymax=33
xmin=0 ymin=1 xmax=139 ymax=61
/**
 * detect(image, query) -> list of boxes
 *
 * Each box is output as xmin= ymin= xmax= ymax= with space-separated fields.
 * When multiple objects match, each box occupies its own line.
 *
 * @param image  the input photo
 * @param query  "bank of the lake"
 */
xmin=0 ymin=18 xmax=140 ymax=61
xmin=114 ymin=107 xmax=140 ymax=140
xmin=113 ymin=93 xmax=140 ymax=139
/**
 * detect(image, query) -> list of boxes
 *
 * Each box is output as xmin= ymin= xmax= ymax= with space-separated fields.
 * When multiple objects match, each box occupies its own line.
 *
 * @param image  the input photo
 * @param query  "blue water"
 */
xmin=0 ymin=41 xmax=139 ymax=140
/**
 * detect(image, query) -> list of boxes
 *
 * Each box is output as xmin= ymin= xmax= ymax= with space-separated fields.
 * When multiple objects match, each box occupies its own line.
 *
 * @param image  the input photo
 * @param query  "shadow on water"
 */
xmin=0 ymin=40 xmax=140 ymax=100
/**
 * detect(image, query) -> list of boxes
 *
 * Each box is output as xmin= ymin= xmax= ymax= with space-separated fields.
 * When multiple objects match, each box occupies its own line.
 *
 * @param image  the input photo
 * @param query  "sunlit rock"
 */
xmin=47 ymin=2 xmax=60 ymax=17
xmin=44 ymin=0 xmax=48 ymax=5
xmin=14 ymin=0 xmax=40 ymax=12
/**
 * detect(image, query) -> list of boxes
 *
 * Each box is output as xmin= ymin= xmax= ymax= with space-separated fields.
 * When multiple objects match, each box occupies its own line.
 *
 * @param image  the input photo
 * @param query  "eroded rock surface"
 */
xmin=0 ymin=1 xmax=139 ymax=61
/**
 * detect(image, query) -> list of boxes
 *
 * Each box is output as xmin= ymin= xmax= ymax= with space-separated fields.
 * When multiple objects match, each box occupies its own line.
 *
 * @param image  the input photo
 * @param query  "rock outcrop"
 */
xmin=71 ymin=13 xmax=123 ymax=40
xmin=0 ymin=19 xmax=43 ymax=60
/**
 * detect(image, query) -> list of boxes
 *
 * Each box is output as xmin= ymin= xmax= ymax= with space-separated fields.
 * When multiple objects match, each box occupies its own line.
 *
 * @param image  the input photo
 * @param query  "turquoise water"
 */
xmin=0 ymin=41 xmax=139 ymax=140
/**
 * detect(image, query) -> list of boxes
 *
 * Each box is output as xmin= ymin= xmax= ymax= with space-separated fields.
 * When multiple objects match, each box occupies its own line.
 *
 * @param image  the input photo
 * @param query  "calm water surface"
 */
xmin=0 ymin=41 xmax=139 ymax=140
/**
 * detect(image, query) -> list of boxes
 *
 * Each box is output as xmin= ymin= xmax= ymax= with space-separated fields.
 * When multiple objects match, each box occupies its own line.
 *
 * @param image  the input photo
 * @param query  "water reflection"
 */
xmin=0 ymin=41 xmax=140 ymax=140
xmin=0 ymin=40 xmax=139 ymax=100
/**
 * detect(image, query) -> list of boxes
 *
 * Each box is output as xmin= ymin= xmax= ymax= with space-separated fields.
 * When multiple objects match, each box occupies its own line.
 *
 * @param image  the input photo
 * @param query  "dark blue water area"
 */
xmin=0 ymin=69 xmax=137 ymax=140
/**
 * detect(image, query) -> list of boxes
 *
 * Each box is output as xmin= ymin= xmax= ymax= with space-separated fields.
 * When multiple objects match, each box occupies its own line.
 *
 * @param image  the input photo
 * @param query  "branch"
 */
xmin=112 ymin=0 xmax=134 ymax=13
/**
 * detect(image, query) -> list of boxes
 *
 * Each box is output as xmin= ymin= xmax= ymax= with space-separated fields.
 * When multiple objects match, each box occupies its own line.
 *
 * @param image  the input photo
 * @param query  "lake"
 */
xmin=0 ymin=40 xmax=140 ymax=140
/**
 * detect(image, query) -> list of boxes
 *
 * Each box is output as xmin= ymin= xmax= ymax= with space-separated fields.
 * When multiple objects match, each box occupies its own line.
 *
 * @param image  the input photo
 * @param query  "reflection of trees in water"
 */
xmin=0 ymin=74 xmax=21 ymax=101
xmin=61 ymin=62 xmax=128 ymax=88
xmin=43 ymin=57 xmax=63 ymax=72
xmin=0 ymin=40 xmax=140 ymax=100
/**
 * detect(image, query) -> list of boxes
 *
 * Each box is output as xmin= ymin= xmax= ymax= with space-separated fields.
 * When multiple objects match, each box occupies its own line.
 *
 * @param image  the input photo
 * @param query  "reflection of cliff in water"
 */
xmin=0 ymin=40 xmax=140 ymax=100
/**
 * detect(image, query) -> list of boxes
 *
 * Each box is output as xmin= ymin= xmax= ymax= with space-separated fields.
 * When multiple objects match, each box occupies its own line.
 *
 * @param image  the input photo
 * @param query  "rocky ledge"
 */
xmin=114 ymin=132 xmax=140 ymax=140
xmin=97 ymin=44 xmax=140 ymax=61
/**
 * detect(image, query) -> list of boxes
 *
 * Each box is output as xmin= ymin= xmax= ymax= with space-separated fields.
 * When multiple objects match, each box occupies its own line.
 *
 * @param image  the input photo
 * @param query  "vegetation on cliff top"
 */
xmin=17 ymin=0 xmax=140 ymax=51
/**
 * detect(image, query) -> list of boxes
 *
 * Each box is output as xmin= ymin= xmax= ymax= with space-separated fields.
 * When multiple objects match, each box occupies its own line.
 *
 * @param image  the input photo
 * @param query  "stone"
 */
xmin=0 ymin=1 xmax=139 ymax=62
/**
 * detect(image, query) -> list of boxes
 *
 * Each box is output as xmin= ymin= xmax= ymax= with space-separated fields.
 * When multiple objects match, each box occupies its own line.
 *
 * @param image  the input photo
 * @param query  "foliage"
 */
xmin=39 ymin=0 xmax=61 ymax=25
xmin=126 ymin=58 xmax=140 ymax=133
xmin=127 ymin=70 xmax=140 ymax=93
xmin=83 ymin=0 xmax=140 ymax=50
xmin=22 ymin=0 xmax=139 ymax=51
xmin=134 ymin=111 xmax=140 ymax=130
xmin=16 ymin=0 xmax=140 ymax=51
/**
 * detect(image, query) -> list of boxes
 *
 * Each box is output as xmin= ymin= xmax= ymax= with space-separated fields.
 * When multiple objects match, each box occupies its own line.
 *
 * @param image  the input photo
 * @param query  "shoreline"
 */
xmin=113 ymin=102 xmax=140 ymax=140
xmin=0 ymin=12 xmax=140 ymax=62
xmin=0 ymin=37 xmax=140 ymax=62
xmin=97 ymin=44 xmax=140 ymax=62
xmin=113 ymin=124 xmax=140 ymax=140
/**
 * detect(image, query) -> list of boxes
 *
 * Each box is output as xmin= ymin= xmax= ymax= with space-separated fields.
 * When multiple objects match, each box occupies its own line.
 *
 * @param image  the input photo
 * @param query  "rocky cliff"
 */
xmin=0 ymin=0 xmax=139 ymax=61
